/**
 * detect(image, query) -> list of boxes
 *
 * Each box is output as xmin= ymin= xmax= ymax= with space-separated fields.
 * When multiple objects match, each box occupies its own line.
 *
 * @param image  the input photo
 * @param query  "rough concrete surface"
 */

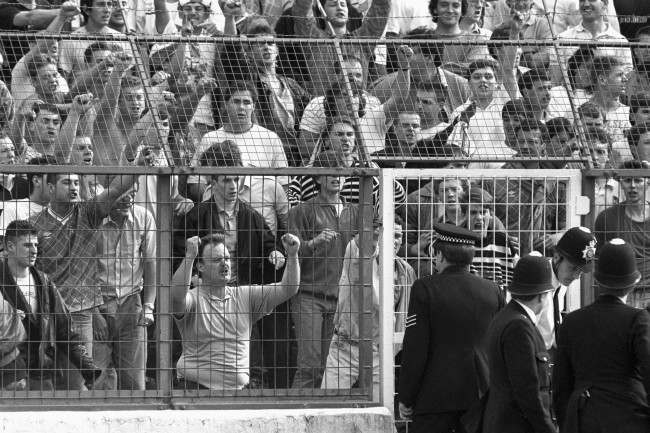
xmin=0 ymin=407 xmax=394 ymax=433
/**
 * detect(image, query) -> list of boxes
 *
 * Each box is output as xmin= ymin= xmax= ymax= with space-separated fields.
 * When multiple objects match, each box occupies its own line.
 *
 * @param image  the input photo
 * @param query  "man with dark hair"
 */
xmin=483 ymin=252 xmax=556 ymax=433
xmin=0 ymin=155 xmax=56 ymax=236
xmin=29 ymin=162 xmax=145 ymax=364
xmin=628 ymin=124 xmax=650 ymax=162
xmin=544 ymin=117 xmax=577 ymax=161
xmin=584 ymin=126 xmax=613 ymax=168
xmin=553 ymin=238 xmax=650 ymax=433
xmin=398 ymin=223 xmax=504 ymax=433
xmin=595 ymin=159 xmax=650 ymax=309
xmin=518 ymin=68 xmax=572 ymax=122
xmin=171 ymin=232 xmax=301 ymax=390
xmin=288 ymin=150 xmax=358 ymax=389
xmin=629 ymin=94 xmax=650 ymax=127
xmin=0 ymin=220 xmax=100 ymax=390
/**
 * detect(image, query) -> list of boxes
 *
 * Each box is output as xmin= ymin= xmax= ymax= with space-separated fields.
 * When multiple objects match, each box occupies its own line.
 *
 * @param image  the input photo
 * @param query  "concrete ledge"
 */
xmin=0 ymin=407 xmax=395 ymax=433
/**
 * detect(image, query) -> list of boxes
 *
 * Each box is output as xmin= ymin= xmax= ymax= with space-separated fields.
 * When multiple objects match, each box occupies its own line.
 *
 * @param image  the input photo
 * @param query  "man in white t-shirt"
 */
xmin=187 ymin=80 xmax=289 ymax=200
xmin=171 ymin=232 xmax=300 ymax=390
xmin=58 ymin=0 xmax=134 ymax=84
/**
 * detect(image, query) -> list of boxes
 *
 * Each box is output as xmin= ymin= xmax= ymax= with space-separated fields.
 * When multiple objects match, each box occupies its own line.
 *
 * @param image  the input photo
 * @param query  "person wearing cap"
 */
xmin=482 ymin=252 xmax=556 ymax=433
xmin=398 ymin=223 xmax=504 ymax=433
xmin=537 ymin=226 xmax=597 ymax=355
xmin=553 ymin=238 xmax=650 ymax=433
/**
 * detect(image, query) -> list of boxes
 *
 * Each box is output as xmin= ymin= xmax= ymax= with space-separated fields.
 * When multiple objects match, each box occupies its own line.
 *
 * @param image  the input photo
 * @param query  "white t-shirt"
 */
xmin=123 ymin=0 xmax=177 ymax=35
xmin=299 ymin=95 xmax=388 ymax=154
xmin=188 ymin=124 xmax=289 ymax=185
xmin=15 ymin=272 xmax=37 ymax=313
xmin=0 ymin=199 xmax=44 ymax=236
xmin=175 ymin=285 xmax=290 ymax=389
xmin=58 ymin=26 xmax=134 ymax=77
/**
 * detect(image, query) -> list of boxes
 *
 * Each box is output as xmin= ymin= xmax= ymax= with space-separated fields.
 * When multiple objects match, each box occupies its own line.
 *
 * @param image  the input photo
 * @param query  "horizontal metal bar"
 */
xmin=5 ymin=31 xmax=650 ymax=48
xmin=372 ymin=156 xmax=587 ymax=163
xmin=583 ymin=169 xmax=650 ymax=178
xmin=0 ymin=165 xmax=380 ymax=176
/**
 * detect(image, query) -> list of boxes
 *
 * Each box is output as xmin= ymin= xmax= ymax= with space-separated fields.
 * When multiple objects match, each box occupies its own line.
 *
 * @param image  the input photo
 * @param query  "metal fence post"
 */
xmin=156 ymin=172 xmax=173 ymax=393
xmin=357 ymin=173 xmax=375 ymax=400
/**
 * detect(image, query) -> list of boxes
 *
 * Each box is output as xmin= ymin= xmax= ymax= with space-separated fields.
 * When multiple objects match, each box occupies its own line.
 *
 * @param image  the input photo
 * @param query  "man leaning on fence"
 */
xmin=398 ymin=223 xmax=504 ymax=433
xmin=0 ymin=220 xmax=100 ymax=391
xmin=171 ymin=232 xmax=301 ymax=390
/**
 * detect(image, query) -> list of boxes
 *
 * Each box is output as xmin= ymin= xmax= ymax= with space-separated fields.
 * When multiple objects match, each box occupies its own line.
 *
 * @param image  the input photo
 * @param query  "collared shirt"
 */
xmin=175 ymin=283 xmax=292 ymax=390
xmin=30 ymin=203 xmax=104 ymax=312
xmin=553 ymin=22 xmax=634 ymax=76
xmin=97 ymin=204 xmax=156 ymax=300
xmin=537 ymin=263 xmax=566 ymax=350
xmin=514 ymin=299 xmax=540 ymax=326
xmin=448 ymin=94 xmax=513 ymax=164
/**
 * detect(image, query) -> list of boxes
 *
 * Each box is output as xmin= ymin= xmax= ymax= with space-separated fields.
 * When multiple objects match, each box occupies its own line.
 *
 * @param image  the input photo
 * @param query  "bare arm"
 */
xmin=171 ymin=236 xmax=199 ymax=315
xmin=58 ymin=93 xmax=93 ymax=163
xmin=270 ymin=234 xmax=301 ymax=299
xmin=383 ymin=45 xmax=413 ymax=119
xmin=293 ymin=0 xmax=327 ymax=38
xmin=153 ymin=0 xmax=170 ymax=34
xmin=354 ymin=0 xmax=390 ymax=38
xmin=23 ymin=2 xmax=80 ymax=65
xmin=12 ymin=9 xmax=58 ymax=29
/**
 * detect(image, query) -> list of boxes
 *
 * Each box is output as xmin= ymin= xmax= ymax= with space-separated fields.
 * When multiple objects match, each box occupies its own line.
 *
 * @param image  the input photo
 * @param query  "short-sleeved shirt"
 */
xmin=299 ymin=94 xmax=387 ymax=154
xmin=175 ymin=285 xmax=290 ymax=389
xmin=58 ymin=26 xmax=133 ymax=77
xmin=188 ymin=124 xmax=289 ymax=185
xmin=30 ymin=203 xmax=104 ymax=312
xmin=97 ymin=204 xmax=156 ymax=299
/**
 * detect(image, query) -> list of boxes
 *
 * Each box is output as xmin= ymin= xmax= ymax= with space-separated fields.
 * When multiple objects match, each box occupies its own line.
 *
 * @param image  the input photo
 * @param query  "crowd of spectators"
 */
xmin=0 ymin=0 xmax=647 ymax=409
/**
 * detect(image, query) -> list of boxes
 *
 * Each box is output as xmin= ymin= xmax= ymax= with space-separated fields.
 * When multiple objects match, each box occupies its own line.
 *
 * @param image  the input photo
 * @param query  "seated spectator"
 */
xmin=222 ymin=18 xmax=312 ymax=166
xmin=628 ymin=124 xmax=650 ymax=163
xmin=292 ymin=0 xmax=389 ymax=96
xmin=93 ymin=181 xmax=157 ymax=391
xmin=171 ymin=232 xmax=301 ymax=390
xmin=551 ymin=0 xmax=633 ymax=85
xmin=585 ymin=126 xmax=614 ymax=168
xmin=461 ymin=187 xmax=515 ymax=290
xmin=30 ymin=167 xmax=143 ymax=369
xmin=595 ymin=159 xmax=650 ymax=309
xmin=58 ymin=0 xmax=134 ymax=84
xmin=10 ymin=3 xmax=77 ymax=109
xmin=447 ymin=59 xmax=513 ymax=166
xmin=288 ymin=115 xmax=405 ymax=207
xmin=565 ymin=45 xmax=597 ymax=106
xmin=0 ymin=156 xmax=56 ymax=237
xmin=186 ymin=80 xmax=289 ymax=204
xmin=582 ymin=56 xmax=633 ymax=161
xmin=629 ymin=94 xmax=650 ymax=127
xmin=543 ymin=116 xmax=580 ymax=167
xmin=518 ymin=68 xmax=573 ymax=123
xmin=288 ymin=150 xmax=358 ymax=389
xmin=0 ymin=220 xmax=100 ymax=391
xmin=627 ymin=26 xmax=650 ymax=100
xmin=174 ymin=139 xmax=283 ymax=285
xmin=321 ymin=215 xmax=416 ymax=398
xmin=300 ymin=46 xmax=413 ymax=158
xmin=487 ymin=0 xmax=552 ymax=70
xmin=370 ymin=29 xmax=470 ymax=115
xmin=0 ymin=137 xmax=28 ymax=201
xmin=427 ymin=0 xmax=491 ymax=73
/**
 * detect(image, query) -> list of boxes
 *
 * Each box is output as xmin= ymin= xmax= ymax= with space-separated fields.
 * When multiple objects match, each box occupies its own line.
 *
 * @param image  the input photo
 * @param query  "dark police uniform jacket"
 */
xmin=553 ymin=295 xmax=650 ymax=433
xmin=483 ymin=301 xmax=556 ymax=433
xmin=398 ymin=265 xmax=504 ymax=414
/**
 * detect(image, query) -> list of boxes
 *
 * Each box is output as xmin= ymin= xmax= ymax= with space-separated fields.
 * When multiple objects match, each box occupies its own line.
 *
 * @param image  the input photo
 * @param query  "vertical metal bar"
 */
xmin=379 ymin=170 xmax=395 ymax=411
xmin=581 ymin=171 xmax=597 ymax=306
xmin=156 ymin=173 xmax=173 ymax=393
xmin=356 ymin=173 xmax=374 ymax=400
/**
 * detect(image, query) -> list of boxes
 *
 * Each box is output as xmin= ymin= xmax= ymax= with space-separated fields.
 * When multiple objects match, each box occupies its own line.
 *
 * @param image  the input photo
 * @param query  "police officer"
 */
xmin=539 ymin=226 xmax=596 ymax=356
xmin=553 ymin=238 xmax=650 ymax=433
xmin=483 ymin=252 xmax=557 ymax=433
xmin=398 ymin=223 xmax=504 ymax=433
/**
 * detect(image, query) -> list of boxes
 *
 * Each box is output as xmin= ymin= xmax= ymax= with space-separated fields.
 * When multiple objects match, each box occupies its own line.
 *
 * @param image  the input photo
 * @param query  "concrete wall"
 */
xmin=0 ymin=407 xmax=394 ymax=433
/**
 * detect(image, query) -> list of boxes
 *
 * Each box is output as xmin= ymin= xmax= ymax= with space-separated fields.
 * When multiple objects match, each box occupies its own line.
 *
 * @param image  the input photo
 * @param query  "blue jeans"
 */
xmin=93 ymin=293 xmax=146 ymax=390
xmin=290 ymin=293 xmax=336 ymax=389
